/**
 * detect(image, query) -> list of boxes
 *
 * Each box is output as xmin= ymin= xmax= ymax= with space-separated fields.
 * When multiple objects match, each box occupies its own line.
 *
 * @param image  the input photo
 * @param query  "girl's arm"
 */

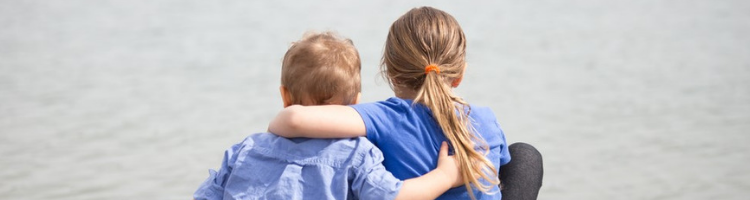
xmin=395 ymin=142 xmax=463 ymax=200
xmin=269 ymin=104 xmax=366 ymax=138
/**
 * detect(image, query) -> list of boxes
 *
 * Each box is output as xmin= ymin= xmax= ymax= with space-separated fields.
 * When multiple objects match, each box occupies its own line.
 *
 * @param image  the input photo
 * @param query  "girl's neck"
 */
xmin=392 ymin=78 xmax=457 ymax=100
xmin=393 ymin=86 xmax=417 ymax=100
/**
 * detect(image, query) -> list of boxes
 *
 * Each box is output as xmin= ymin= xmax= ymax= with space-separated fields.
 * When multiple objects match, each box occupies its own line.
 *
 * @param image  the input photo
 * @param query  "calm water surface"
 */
xmin=1 ymin=1 xmax=749 ymax=199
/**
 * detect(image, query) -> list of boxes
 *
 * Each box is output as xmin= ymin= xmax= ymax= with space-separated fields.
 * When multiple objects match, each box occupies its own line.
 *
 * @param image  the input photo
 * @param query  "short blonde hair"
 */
xmin=281 ymin=32 xmax=361 ymax=106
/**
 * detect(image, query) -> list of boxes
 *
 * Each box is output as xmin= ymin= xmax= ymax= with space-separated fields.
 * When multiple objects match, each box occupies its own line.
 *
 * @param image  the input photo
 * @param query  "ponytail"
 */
xmin=414 ymin=66 xmax=499 ymax=200
xmin=382 ymin=7 xmax=500 ymax=199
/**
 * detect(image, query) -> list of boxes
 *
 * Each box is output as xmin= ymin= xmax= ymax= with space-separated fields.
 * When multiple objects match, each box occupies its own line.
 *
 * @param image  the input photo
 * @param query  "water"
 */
xmin=1 ymin=1 xmax=749 ymax=199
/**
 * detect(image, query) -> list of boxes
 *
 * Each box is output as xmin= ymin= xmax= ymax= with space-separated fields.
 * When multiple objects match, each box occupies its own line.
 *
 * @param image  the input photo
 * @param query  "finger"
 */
xmin=439 ymin=141 xmax=448 ymax=157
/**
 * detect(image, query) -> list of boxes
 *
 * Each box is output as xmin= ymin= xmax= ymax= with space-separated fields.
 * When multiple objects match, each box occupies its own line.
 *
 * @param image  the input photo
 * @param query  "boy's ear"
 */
xmin=280 ymin=86 xmax=293 ymax=108
xmin=352 ymin=92 xmax=362 ymax=104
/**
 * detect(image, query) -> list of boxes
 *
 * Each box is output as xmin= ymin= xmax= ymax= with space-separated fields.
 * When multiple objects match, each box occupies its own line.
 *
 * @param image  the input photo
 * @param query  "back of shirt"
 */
xmin=350 ymin=97 xmax=511 ymax=200
xmin=193 ymin=133 xmax=403 ymax=200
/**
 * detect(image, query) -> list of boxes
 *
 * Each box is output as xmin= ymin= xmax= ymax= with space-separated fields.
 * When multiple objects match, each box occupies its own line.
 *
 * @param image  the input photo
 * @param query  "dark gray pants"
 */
xmin=499 ymin=142 xmax=544 ymax=200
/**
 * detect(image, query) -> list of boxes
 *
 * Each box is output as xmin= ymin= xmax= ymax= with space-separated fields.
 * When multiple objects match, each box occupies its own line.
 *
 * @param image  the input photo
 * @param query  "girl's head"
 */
xmin=382 ymin=7 xmax=500 ymax=198
xmin=382 ymin=6 xmax=466 ymax=95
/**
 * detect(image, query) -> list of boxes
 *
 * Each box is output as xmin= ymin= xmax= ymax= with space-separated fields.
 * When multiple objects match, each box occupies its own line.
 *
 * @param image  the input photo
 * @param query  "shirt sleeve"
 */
xmin=194 ymin=142 xmax=243 ymax=200
xmin=496 ymin=121 xmax=511 ymax=166
xmin=350 ymin=143 xmax=403 ymax=200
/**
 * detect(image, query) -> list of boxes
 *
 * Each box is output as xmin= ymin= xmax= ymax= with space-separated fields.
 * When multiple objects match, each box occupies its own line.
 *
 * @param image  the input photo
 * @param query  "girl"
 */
xmin=270 ymin=7 xmax=511 ymax=199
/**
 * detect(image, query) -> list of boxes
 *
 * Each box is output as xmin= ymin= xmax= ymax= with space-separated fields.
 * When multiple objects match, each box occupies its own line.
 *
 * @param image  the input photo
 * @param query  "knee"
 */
xmin=503 ymin=142 xmax=545 ymax=190
xmin=508 ymin=142 xmax=544 ymax=173
xmin=509 ymin=142 xmax=542 ymax=160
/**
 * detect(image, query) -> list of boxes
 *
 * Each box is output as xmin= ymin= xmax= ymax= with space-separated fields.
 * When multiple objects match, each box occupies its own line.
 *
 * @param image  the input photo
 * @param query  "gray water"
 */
xmin=1 ymin=1 xmax=749 ymax=199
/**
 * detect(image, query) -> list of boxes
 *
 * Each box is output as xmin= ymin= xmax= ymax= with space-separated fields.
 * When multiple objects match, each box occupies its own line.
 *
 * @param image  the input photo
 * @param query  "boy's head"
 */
xmin=280 ymin=32 xmax=361 ymax=107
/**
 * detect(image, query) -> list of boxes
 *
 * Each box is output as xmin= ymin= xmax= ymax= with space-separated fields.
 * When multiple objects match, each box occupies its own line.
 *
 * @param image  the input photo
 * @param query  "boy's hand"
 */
xmin=395 ymin=141 xmax=463 ymax=200
xmin=435 ymin=141 xmax=464 ymax=188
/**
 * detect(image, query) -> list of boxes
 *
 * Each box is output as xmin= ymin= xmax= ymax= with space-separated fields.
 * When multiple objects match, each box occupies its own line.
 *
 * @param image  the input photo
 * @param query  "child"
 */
xmin=194 ymin=32 xmax=463 ymax=200
xmin=269 ymin=7 xmax=517 ymax=199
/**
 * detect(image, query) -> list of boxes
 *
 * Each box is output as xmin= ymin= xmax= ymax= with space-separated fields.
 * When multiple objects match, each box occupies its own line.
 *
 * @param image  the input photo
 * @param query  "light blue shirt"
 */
xmin=194 ymin=133 xmax=403 ymax=200
xmin=351 ymin=97 xmax=511 ymax=200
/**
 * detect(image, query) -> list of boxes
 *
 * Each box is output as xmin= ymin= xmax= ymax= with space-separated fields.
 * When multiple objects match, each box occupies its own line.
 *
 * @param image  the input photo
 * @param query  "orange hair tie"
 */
xmin=424 ymin=65 xmax=440 ymax=74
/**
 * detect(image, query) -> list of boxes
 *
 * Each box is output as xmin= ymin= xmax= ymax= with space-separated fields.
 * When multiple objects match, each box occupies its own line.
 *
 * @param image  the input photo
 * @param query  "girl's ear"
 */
xmin=451 ymin=76 xmax=463 ymax=88
xmin=280 ymin=86 xmax=293 ymax=107
xmin=451 ymin=64 xmax=468 ymax=88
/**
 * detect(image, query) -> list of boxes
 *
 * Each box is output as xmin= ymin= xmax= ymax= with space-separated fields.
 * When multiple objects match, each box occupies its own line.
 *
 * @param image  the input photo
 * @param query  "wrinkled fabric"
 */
xmin=194 ymin=133 xmax=402 ymax=200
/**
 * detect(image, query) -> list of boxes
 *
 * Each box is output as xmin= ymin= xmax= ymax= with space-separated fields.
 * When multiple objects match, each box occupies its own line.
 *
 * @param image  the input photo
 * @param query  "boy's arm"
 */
xmin=269 ymin=104 xmax=366 ymax=138
xmin=395 ymin=142 xmax=463 ymax=200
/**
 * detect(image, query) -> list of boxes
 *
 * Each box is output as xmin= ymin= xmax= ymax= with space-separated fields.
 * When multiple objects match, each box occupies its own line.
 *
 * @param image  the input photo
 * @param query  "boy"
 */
xmin=193 ymin=32 xmax=461 ymax=200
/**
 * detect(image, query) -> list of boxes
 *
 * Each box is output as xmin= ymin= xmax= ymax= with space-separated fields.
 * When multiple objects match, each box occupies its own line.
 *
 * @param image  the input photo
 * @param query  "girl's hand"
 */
xmin=435 ymin=141 xmax=464 ymax=188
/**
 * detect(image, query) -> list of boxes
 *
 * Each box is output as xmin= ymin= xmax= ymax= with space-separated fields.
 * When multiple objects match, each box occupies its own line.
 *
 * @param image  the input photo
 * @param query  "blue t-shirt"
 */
xmin=194 ymin=133 xmax=403 ymax=200
xmin=351 ymin=97 xmax=511 ymax=200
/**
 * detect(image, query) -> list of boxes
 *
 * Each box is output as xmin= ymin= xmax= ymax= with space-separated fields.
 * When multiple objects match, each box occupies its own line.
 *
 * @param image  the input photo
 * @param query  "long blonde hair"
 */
xmin=381 ymin=7 xmax=499 ymax=199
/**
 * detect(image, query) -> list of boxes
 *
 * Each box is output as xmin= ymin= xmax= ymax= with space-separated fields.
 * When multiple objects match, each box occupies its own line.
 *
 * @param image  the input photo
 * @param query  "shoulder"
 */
xmin=239 ymin=133 xmax=329 ymax=158
xmin=469 ymin=105 xmax=501 ymax=125
xmin=346 ymin=137 xmax=384 ymax=166
xmin=349 ymin=98 xmax=414 ymax=139
xmin=239 ymin=132 xmax=285 ymax=148
xmin=242 ymin=135 xmax=373 ymax=167
xmin=225 ymin=133 xmax=267 ymax=153
xmin=349 ymin=97 xmax=416 ymax=123
xmin=347 ymin=137 xmax=379 ymax=156
xmin=467 ymin=104 xmax=506 ymax=139
xmin=468 ymin=104 xmax=497 ymax=118
xmin=350 ymin=97 xmax=411 ymax=113
xmin=320 ymin=137 xmax=366 ymax=152
xmin=222 ymin=133 xmax=275 ymax=160
xmin=243 ymin=132 xmax=271 ymax=143
xmin=354 ymin=136 xmax=378 ymax=151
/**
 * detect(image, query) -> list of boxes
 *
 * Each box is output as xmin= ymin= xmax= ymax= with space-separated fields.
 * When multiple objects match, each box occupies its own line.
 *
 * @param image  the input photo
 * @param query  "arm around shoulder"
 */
xmin=268 ymin=104 xmax=366 ymax=138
